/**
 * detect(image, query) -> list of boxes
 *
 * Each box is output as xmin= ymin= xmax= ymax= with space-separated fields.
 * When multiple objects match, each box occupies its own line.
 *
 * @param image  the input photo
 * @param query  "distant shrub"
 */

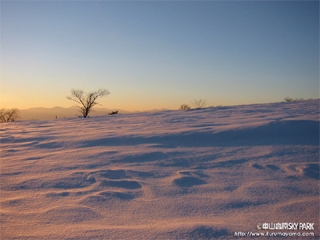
xmin=108 ymin=111 xmax=118 ymax=115
xmin=180 ymin=104 xmax=191 ymax=111
xmin=192 ymin=98 xmax=207 ymax=109
xmin=284 ymin=97 xmax=306 ymax=102
xmin=284 ymin=97 xmax=293 ymax=102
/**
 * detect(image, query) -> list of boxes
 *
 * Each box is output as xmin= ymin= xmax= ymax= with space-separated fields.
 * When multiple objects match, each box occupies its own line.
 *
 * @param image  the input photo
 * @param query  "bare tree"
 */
xmin=192 ymin=98 xmax=207 ymax=109
xmin=0 ymin=108 xmax=20 ymax=123
xmin=66 ymin=89 xmax=110 ymax=118
xmin=180 ymin=104 xmax=191 ymax=111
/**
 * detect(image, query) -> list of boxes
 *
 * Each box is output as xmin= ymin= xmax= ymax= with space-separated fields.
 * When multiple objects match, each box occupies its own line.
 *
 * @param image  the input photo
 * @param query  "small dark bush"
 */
xmin=108 ymin=111 xmax=118 ymax=115
xmin=180 ymin=104 xmax=191 ymax=111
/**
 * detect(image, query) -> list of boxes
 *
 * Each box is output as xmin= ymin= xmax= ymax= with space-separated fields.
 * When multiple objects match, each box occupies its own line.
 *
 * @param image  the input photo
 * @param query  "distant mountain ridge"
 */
xmin=19 ymin=106 xmax=170 ymax=120
xmin=19 ymin=106 xmax=131 ymax=120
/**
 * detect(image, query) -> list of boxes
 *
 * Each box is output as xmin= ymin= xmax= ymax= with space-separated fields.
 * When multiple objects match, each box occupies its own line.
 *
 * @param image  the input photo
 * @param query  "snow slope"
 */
xmin=1 ymin=100 xmax=319 ymax=239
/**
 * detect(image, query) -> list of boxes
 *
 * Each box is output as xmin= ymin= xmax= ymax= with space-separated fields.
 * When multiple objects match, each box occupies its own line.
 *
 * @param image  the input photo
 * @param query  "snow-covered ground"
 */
xmin=1 ymin=100 xmax=319 ymax=239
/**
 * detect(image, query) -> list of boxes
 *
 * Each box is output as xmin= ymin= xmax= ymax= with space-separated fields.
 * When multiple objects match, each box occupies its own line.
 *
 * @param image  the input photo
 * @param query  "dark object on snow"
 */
xmin=108 ymin=111 xmax=118 ymax=115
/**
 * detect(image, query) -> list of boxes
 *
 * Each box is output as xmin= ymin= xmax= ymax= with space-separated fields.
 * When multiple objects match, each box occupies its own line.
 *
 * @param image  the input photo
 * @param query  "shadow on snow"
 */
xmin=80 ymin=120 xmax=319 ymax=148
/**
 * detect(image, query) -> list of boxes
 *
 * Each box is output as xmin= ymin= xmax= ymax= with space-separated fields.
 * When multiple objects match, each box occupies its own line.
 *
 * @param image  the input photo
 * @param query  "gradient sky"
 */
xmin=1 ymin=1 xmax=319 ymax=111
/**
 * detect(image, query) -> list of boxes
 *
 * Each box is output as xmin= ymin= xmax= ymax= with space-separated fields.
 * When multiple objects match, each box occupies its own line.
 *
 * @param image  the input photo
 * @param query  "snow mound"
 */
xmin=1 ymin=100 xmax=319 ymax=239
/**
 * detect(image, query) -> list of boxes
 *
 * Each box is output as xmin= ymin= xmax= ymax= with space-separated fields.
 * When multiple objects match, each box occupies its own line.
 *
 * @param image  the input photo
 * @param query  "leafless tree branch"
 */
xmin=66 ymin=89 xmax=110 ymax=118
xmin=192 ymin=99 xmax=207 ymax=109
xmin=0 ymin=108 xmax=20 ymax=123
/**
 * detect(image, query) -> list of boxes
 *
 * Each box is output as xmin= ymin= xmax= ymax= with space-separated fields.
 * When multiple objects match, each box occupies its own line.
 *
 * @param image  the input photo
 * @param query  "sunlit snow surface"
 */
xmin=1 ymin=100 xmax=319 ymax=239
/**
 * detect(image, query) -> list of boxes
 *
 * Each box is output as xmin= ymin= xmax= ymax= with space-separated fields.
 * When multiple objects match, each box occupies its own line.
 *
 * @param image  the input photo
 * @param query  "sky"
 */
xmin=1 ymin=0 xmax=319 ymax=111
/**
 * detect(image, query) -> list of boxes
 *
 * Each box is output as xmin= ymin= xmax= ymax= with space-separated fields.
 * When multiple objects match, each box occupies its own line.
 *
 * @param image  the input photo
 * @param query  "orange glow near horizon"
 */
xmin=1 ymin=1 xmax=318 ymax=111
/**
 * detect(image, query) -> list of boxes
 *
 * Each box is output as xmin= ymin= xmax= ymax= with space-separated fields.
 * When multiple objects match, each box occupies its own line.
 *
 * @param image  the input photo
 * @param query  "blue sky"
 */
xmin=1 ymin=1 xmax=319 ymax=111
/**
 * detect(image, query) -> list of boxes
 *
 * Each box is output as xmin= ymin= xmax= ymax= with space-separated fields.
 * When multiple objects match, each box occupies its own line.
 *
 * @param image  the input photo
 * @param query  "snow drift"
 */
xmin=1 ymin=100 xmax=319 ymax=239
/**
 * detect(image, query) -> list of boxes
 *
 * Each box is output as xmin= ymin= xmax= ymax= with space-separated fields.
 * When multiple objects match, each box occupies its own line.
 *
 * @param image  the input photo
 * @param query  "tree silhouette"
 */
xmin=67 ymin=89 xmax=110 ymax=118
xmin=0 ymin=108 xmax=20 ymax=123
xmin=192 ymin=98 xmax=207 ymax=109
